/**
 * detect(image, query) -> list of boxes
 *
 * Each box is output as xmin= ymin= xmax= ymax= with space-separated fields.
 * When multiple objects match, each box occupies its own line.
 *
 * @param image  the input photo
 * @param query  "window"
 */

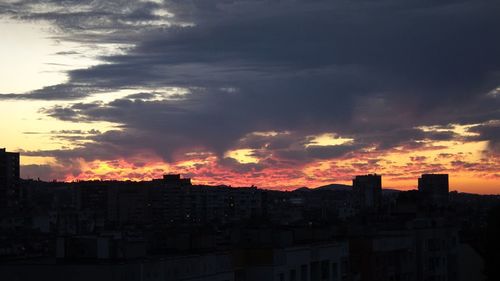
xmin=290 ymin=269 xmax=296 ymax=281
xmin=310 ymin=262 xmax=319 ymax=281
xmin=301 ymin=265 xmax=308 ymax=281
xmin=332 ymin=263 xmax=338 ymax=281
xmin=321 ymin=260 xmax=330 ymax=279
xmin=341 ymin=259 xmax=349 ymax=280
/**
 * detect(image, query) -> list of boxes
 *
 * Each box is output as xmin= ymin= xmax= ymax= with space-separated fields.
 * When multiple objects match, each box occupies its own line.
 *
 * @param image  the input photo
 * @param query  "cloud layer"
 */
xmin=2 ymin=0 xmax=499 ymax=190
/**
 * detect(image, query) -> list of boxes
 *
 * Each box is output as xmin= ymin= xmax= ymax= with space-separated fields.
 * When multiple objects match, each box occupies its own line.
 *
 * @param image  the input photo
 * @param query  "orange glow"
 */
xmin=40 ymin=140 xmax=499 ymax=194
xmin=64 ymin=158 xmax=171 ymax=182
xmin=17 ymin=130 xmax=500 ymax=194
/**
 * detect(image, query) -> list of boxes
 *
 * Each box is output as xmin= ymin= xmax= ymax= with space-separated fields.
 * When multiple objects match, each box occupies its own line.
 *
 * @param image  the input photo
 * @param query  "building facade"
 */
xmin=0 ymin=148 xmax=20 ymax=209
xmin=352 ymin=174 xmax=382 ymax=209
xmin=418 ymin=174 xmax=449 ymax=207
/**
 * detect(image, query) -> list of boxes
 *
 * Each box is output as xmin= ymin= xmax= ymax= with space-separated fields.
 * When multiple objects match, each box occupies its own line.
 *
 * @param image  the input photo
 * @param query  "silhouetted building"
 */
xmin=410 ymin=218 xmax=459 ymax=281
xmin=67 ymin=176 xmax=265 ymax=227
xmin=233 ymin=242 xmax=350 ymax=281
xmin=0 ymin=168 xmax=493 ymax=281
xmin=349 ymin=219 xmax=459 ymax=281
xmin=349 ymin=231 xmax=417 ymax=281
xmin=353 ymin=174 xmax=382 ymax=209
xmin=1 ymin=252 xmax=235 ymax=281
xmin=162 ymin=174 xmax=192 ymax=186
xmin=57 ymin=234 xmax=147 ymax=260
xmin=107 ymin=183 xmax=149 ymax=225
xmin=418 ymin=174 xmax=449 ymax=206
xmin=0 ymin=148 xmax=20 ymax=209
xmin=149 ymin=183 xmax=263 ymax=226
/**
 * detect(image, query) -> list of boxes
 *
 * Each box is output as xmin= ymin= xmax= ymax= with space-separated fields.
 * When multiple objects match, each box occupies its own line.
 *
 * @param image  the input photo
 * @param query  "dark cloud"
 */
xmin=298 ymin=144 xmax=359 ymax=160
xmin=20 ymin=164 xmax=56 ymax=180
xmin=0 ymin=84 xmax=98 ymax=100
xmin=468 ymin=121 xmax=500 ymax=153
xmin=1 ymin=0 xmax=499 ymax=177
xmin=50 ymin=129 xmax=101 ymax=135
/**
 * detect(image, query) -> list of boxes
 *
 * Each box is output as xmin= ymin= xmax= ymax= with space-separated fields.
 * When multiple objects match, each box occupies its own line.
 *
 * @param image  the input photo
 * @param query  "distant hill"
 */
xmin=292 ymin=184 xmax=351 ymax=192
xmin=293 ymin=187 xmax=312 ymax=192
xmin=293 ymin=184 xmax=402 ymax=193
xmin=314 ymin=183 xmax=352 ymax=191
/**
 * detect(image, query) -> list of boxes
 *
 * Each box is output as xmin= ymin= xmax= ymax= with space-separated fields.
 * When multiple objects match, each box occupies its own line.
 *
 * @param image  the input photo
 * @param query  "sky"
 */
xmin=0 ymin=0 xmax=499 ymax=193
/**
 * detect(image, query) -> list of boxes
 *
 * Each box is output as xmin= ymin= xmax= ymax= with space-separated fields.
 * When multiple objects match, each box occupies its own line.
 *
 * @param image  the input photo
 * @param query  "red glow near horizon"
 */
xmin=52 ymin=150 xmax=500 ymax=194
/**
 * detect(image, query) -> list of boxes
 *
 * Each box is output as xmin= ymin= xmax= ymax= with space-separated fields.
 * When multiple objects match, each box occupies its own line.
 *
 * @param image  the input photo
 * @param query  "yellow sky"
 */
xmin=0 ymin=18 xmax=118 ymax=163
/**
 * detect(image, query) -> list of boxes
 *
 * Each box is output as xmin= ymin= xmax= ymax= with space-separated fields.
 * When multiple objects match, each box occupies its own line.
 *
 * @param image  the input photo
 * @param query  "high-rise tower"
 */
xmin=418 ymin=174 xmax=449 ymax=206
xmin=353 ymin=174 xmax=382 ymax=209
xmin=0 ymin=148 xmax=20 ymax=209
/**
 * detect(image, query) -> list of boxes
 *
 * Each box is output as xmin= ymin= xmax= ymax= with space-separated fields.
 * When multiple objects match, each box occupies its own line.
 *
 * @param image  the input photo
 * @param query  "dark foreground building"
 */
xmin=418 ymin=174 xmax=449 ymax=207
xmin=352 ymin=174 xmax=382 ymax=209
xmin=0 ymin=169 xmax=493 ymax=281
xmin=0 ymin=148 xmax=20 ymax=209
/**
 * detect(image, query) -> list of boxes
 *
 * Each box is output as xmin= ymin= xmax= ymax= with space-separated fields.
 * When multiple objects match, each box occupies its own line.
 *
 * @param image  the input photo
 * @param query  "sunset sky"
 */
xmin=0 ymin=0 xmax=499 ymax=193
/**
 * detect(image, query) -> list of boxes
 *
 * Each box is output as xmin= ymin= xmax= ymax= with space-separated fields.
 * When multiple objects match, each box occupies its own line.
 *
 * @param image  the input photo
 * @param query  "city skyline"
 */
xmin=3 ymin=147 xmax=492 ymax=195
xmin=1 ymin=0 xmax=499 ymax=194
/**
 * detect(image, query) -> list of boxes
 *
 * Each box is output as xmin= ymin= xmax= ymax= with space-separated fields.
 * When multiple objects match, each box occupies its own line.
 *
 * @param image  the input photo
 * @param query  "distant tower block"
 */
xmin=162 ymin=174 xmax=192 ymax=186
xmin=0 ymin=148 xmax=20 ymax=209
xmin=418 ymin=174 xmax=449 ymax=206
xmin=353 ymin=174 xmax=382 ymax=209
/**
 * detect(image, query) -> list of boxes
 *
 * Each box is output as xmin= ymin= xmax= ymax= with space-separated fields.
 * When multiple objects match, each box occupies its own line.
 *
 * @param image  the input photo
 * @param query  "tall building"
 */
xmin=353 ymin=174 xmax=382 ymax=209
xmin=418 ymin=174 xmax=449 ymax=206
xmin=0 ymin=148 xmax=20 ymax=209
